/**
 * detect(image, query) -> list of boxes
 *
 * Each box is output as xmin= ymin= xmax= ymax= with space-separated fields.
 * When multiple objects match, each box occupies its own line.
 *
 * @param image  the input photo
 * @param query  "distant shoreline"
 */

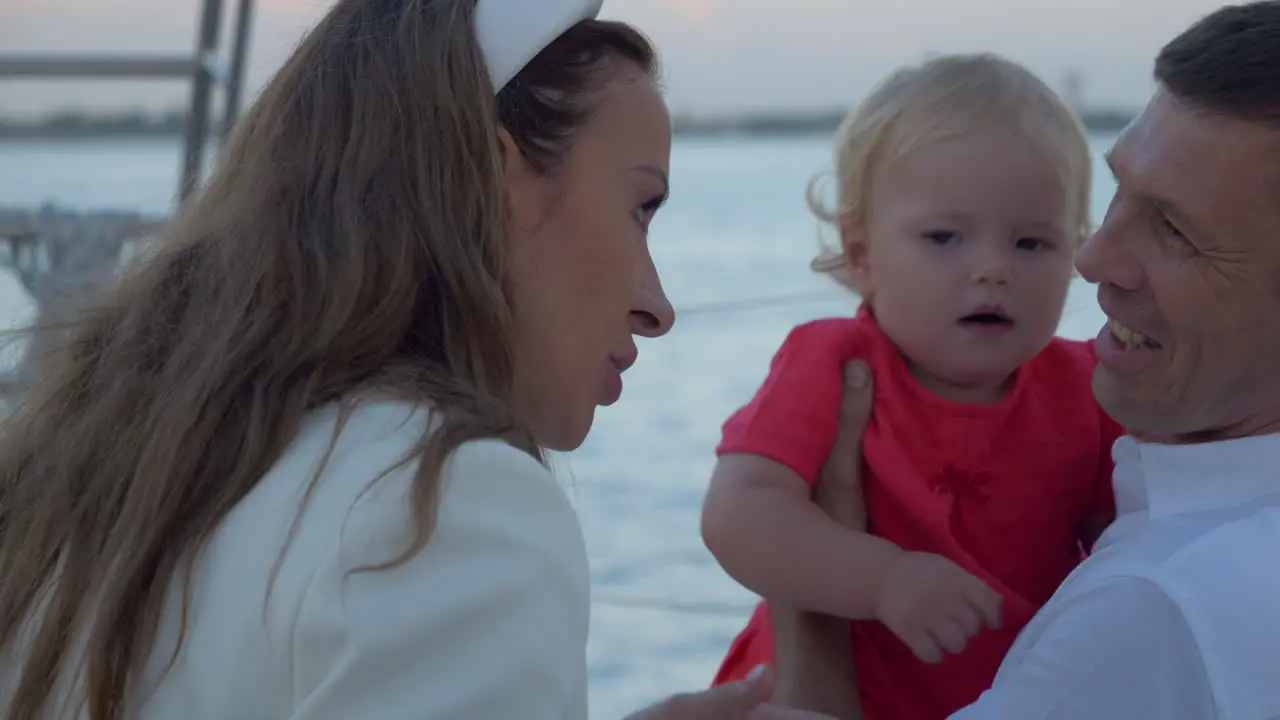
xmin=0 ymin=107 xmax=1137 ymax=140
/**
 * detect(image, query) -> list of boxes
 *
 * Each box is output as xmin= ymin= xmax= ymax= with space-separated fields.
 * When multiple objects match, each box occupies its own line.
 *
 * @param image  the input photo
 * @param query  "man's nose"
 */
xmin=1076 ymin=201 xmax=1143 ymax=291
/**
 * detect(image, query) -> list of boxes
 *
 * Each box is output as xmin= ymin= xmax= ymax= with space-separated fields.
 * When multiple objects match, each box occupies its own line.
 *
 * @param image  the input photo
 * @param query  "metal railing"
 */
xmin=0 ymin=0 xmax=256 ymax=203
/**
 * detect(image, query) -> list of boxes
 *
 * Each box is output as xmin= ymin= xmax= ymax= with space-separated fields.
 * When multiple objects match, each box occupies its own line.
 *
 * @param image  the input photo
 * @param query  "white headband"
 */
xmin=474 ymin=0 xmax=605 ymax=91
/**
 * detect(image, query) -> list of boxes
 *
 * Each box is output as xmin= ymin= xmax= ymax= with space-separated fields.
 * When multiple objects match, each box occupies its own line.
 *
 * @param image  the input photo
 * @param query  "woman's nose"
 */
xmin=630 ymin=263 xmax=675 ymax=338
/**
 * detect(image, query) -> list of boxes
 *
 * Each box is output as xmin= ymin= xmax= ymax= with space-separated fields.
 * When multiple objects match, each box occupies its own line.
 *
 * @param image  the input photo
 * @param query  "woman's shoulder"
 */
xmin=316 ymin=397 xmax=583 ymax=568
xmin=276 ymin=395 xmax=585 ymax=590
xmin=286 ymin=398 xmax=590 ymax=716
xmin=10 ymin=398 xmax=589 ymax=720
xmin=277 ymin=396 xmax=564 ymax=507
xmin=161 ymin=396 xmax=589 ymax=717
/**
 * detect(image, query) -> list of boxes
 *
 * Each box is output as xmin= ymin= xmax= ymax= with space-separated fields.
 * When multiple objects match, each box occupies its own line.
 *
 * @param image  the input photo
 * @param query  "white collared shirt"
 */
xmin=951 ymin=433 xmax=1280 ymax=720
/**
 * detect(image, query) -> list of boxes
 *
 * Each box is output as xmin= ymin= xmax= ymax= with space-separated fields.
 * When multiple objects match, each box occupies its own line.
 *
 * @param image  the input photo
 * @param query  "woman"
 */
xmin=0 ymin=1 xmax=841 ymax=718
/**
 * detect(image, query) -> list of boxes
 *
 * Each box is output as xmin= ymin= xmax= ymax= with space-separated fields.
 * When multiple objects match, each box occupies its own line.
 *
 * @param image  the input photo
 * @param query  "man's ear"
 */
xmin=839 ymin=217 xmax=874 ymax=296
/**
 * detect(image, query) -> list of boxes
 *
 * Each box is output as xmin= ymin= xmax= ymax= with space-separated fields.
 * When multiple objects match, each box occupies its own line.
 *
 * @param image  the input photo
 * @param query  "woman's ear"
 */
xmin=497 ymin=127 xmax=539 ymax=233
xmin=496 ymin=126 xmax=519 ymax=168
xmin=839 ymin=217 xmax=874 ymax=296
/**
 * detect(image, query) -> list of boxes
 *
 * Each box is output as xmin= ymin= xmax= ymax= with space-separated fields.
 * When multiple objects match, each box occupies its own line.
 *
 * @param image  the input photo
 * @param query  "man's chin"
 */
xmin=1092 ymin=369 xmax=1158 ymax=435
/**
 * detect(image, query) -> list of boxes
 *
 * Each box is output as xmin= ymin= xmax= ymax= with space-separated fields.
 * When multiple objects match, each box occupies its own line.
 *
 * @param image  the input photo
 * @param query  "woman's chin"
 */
xmin=534 ymin=407 xmax=596 ymax=453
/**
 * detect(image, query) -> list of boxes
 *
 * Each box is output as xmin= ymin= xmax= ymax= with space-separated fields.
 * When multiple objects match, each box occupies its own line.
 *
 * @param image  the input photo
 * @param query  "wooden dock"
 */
xmin=0 ymin=207 xmax=163 ymax=393
xmin=0 ymin=0 xmax=254 ymax=398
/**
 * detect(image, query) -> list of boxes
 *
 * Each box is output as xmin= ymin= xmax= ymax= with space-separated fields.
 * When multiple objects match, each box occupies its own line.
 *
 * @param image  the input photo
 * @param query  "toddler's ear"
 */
xmin=840 ymin=217 xmax=873 ymax=297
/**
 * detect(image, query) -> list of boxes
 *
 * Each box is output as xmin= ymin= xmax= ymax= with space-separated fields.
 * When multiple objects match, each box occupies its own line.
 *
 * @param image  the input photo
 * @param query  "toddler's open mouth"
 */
xmin=958 ymin=305 xmax=1014 ymax=334
xmin=958 ymin=304 xmax=1012 ymax=327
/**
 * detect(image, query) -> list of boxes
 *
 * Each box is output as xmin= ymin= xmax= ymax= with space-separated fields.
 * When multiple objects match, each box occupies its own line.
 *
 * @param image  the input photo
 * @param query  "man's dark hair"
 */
xmin=1155 ymin=1 xmax=1280 ymax=124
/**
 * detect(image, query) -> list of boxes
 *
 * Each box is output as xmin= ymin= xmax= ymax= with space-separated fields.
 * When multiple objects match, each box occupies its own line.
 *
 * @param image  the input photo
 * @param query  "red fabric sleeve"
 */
xmin=716 ymin=319 xmax=863 ymax=486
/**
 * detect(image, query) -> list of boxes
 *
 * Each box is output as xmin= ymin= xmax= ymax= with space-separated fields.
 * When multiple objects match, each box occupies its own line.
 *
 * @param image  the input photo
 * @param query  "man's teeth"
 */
xmin=1109 ymin=319 xmax=1156 ymax=349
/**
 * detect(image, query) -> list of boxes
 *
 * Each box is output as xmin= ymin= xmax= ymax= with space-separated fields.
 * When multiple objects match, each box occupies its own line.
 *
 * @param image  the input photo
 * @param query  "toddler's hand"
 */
xmin=874 ymin=551 xmax=1002 ymax=664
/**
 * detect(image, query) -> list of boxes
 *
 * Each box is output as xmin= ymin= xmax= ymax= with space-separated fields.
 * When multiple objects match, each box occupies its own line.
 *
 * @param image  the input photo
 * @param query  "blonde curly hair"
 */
xmin=808 ymin=52 xmax=1093 ymax=291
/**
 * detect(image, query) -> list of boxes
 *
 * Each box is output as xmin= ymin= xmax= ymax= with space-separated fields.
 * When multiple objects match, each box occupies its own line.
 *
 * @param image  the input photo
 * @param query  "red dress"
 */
xmin=711 ymin=306 xmax=1120 ymax=720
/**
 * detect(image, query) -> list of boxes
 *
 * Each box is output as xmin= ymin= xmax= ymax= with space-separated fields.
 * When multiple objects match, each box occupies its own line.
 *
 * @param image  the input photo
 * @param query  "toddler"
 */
xmin=700 ymin=53 xmax=1121 ymax=720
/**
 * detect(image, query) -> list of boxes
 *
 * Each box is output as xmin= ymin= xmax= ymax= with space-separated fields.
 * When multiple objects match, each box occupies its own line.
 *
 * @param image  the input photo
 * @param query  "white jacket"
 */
xmin=2 ymin=399 xmax=591 ymax=719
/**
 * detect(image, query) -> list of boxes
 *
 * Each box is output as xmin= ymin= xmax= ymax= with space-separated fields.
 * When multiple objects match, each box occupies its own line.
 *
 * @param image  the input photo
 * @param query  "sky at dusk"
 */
xmin=0 ymin=0 xmax=1234 ymax=118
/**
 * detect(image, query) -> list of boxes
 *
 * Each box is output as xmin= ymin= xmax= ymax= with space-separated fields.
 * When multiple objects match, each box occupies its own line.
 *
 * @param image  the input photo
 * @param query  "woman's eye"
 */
xmin=634 ymin=194 xmax=666 ymax=230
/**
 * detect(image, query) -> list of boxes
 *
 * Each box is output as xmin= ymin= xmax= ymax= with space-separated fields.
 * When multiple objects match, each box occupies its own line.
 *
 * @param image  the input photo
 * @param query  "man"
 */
xmin=774 ymin=3 xmax=1280 ymax=718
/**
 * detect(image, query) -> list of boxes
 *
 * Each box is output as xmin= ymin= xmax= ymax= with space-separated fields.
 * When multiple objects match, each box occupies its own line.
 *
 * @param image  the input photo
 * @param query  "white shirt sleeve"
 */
xmin=950 ymin=577 xmax=1216 ymax=720
xmin=287 ymin=438 xmax=591 ymax=719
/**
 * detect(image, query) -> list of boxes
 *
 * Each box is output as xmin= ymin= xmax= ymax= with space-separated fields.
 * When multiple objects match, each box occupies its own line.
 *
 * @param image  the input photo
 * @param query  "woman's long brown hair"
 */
xmin=0 ymin=1 xmax=656 ymax=717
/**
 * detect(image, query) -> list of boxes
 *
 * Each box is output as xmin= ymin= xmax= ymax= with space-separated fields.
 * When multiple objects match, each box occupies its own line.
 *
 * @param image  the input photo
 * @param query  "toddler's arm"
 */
xmin=702 ymin=320 xmax=999 ymax=658
xmin=703 ymin=454 xmax=1003 ymax=663
xmin=702 ymin=321 xmax=894 ymax=618
xmin=701 ymin=452 xmax=902 ymax=619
